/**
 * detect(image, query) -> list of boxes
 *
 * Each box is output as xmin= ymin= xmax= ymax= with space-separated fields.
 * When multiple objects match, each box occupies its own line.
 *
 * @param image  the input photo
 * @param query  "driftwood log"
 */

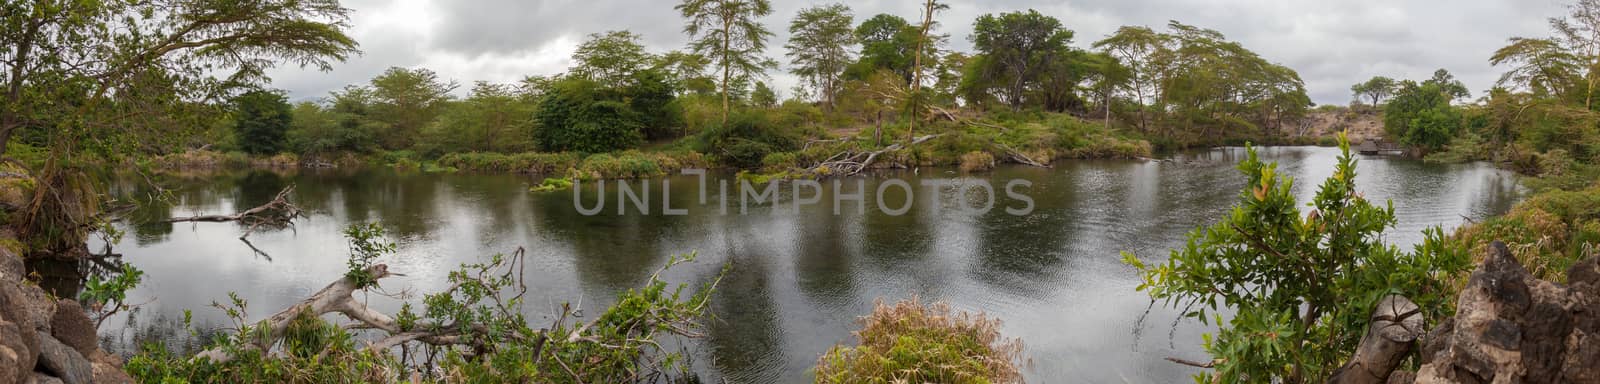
xmin=809 ymin=134 xmax=944 ymax=175
xmin=194 ymin=248 xmax=533 ymax=364
xmin=1328 ymin=294 xmax=1425 ymax=384
xmin=167 ymin=185 xmax=302 ymax=239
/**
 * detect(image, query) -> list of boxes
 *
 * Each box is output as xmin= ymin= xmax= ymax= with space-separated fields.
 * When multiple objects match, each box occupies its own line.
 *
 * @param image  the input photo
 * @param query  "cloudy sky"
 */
xmin=265 ymin=0 xmax=1571 ymax=106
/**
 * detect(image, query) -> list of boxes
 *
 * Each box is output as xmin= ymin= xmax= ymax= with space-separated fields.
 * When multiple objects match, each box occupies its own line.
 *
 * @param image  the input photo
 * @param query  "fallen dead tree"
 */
xmin=808 ymin=134 xmax=943 ymax=176
xmin=167 ymin=185 xmax=302 ymax=239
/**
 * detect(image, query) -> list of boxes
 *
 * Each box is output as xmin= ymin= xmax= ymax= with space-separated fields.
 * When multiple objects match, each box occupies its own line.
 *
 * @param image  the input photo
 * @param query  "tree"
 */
xmin=750 ymin=81 xmax=777 ymax=108
xmin=907 ymin=0 xmax=948 ymax=141
xmin=1093 ymin=26 xmax=1166 ymax=131
xmin=1550 ymin=0 xmax=1600 ymax=108
xmin=1424 ymin=69 xmax=1471 ymax=101
xmin=628 ymin=68 xmax=683 ymax=140
xmin=0 ymin=0 xmax=358 ymax=252
xmin=675 ymin=0 xmax=777 ymax=123
xmin=232 ymin=90 xmax=292 ymax=155
xmin=1385 ymin=80 xmax=1462 ymax=152
xmin=535 ymin=78 xmax=643 ymax=153
xmin=655 ymin=51 xmax=718 ymax=95
xmin=1490 ymin=37 xmax=1581 ymax=98
xmin=571 ymin=31 xmax=657 ymax=89
xmin=422 ymin=82 xmax=536 ymax=155
xmin=1125 ymin=137 xmax=1470 ymax=382
xmin=368 ymin=67 xmax=457 ymax=149
xmin=785 ymin=4 xmax=855 ymax=110
xmin=1350 ymin=76 xmax=1397 ymax=106
xmin=1088 ymin=21 xmax=1309 ymax=141
xmin=969 ymin=10 xmax=1074 ymax=111
xmin=0 ymin=0 xmax=358 ymax=157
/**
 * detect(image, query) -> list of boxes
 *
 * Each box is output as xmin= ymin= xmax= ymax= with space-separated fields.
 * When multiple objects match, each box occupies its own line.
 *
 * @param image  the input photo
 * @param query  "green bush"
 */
xmin=1124 ymin=136 xmax=1471 ymax=382
xmin=693 ymin=110 xmax=801 ymax=169
xmin=536 ymin=78 xmax=644 ymax=153
xmin=815 ymin=298 xmax=1023 ymax=384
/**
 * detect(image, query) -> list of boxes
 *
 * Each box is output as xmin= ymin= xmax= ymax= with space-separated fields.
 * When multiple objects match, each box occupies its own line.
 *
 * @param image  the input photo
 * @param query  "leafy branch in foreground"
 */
xmin=1122 ymin=134 xmax=1471 ymax=383
xmin=126 ymin=222 xmax=727 ymax=383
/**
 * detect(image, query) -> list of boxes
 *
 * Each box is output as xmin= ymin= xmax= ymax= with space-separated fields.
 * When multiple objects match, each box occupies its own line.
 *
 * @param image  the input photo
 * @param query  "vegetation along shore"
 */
xmin=3 ymin=0 xmax=1600 ymax=383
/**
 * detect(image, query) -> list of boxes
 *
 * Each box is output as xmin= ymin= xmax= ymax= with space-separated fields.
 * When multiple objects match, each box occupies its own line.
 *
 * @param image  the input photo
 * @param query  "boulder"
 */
xmin=30 ymin=373 xmax=65 ymax=384
xmin=1413 ymin=241 xmax=1600 ymax=383
xmin=89 ymin=351 xmax=132 ymax=384
xmin=34 ymin=332 xmax=90 ymax=384
xmin=49 ymin=300 xmax=96 ymax=357
xmin=0 ymin=280 xmax=39 ymax=384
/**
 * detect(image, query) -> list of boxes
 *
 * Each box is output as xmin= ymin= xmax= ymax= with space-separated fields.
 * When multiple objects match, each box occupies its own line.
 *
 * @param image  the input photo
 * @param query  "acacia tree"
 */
xmin=0 ymin=0 xmax=358 ymax=252
xmin=1350 ymin=76 xmax=1397 ymax=106
xmin=907 ymin=0 xmax=948 ymax=141
xmin=676 ymin=0 xmax=777 ymax=123
xmin=1490 ymin=37 xmax=1581 ymax=98
xmin=368 ymin=67 xmax=457 ymax=150
xmin=785 ymin=4 xmax=855 ymax=111
xmin=1093 ymin=26 xmax=1166 ymax=131
xmin=571 ymin=30 xmax=657 ymax=89
xmin=969 ymin=9 xmax=1073 ymax=111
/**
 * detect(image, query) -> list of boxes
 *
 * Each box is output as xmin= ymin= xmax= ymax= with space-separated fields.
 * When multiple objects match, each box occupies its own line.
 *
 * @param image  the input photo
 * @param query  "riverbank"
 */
xmin=143 ymin=112 xmax=1361 ymax=182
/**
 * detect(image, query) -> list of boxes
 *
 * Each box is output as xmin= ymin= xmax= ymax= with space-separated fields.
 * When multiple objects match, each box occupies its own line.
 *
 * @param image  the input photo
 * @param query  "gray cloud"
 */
xmin=265 ymin=0 xmax=1573 ymax=106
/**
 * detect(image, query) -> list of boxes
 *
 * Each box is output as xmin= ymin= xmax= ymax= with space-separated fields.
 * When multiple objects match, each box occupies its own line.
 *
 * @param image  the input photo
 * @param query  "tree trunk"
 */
xmin=720 ymin=8 xmax=732 ymax=125
xmin=1328 ymin=295 xmax=1425 ymax=384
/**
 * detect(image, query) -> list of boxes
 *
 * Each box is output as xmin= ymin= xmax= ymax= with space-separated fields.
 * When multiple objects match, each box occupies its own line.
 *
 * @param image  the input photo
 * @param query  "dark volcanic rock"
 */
xmin=34 ymin=332 xmax=90 ymax=384
xmin=49 ymin=299 xmax=96 ymax=357
xmin=1413 ymin=241 xmax=1600 ymax=384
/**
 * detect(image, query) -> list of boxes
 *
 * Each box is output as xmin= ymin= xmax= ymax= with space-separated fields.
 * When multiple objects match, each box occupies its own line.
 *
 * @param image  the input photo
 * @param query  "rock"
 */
xmin=49 ymin=299 xmax=96 ymax=357
xmin=34 ymin=332 xmax=90 ymax=384
xmin=0 ymin=246 xmax=21 ymax=282
xmin=1413 ymin=241 xmax=1600 ymax=383
xmin=88 ymin=350 xmax=131 ymax=384
xmin=30 ymin=373 xmax=64 ymax=384
xmin=0 ymin=281 xmax=39 ymax=384
xmin=1387 ymin=371 xmax=1417 ymax=384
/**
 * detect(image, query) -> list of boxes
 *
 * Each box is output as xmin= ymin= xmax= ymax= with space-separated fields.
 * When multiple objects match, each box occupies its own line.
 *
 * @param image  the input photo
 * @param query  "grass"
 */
xmin=435 ymin=152 xmax=581 ymax=174
xmin=814 ymin=298 xmax=1024 ymax=384
xmin=1452 ymin=183 xmax=1600 ymax=282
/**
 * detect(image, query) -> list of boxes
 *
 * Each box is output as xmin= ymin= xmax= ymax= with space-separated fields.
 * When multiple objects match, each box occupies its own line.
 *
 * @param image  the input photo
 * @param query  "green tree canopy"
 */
xmin=368 ymin=67 xmax=458 ymax=149
xmin=676 ymin=0 xmax=777 ymax=122
xmin=1385 ymin=79 xmax=1463 ymax=152
xmin=571 ymin=31 xmax=658 ymax=89
xmin=785 ymin=4 xmax=856 ymax=110
xmin=968 ymin=9 xmax=1075 ymax=111
xmin=1350 ymin=76 xmax=1397 ymax=106
xmin=422 ymin=82 xmax=537 ymax=155
xmin=535 ymin=78 xmax=642 ymax=153
xmin=232 ymin=90 xmax=293 ymax=155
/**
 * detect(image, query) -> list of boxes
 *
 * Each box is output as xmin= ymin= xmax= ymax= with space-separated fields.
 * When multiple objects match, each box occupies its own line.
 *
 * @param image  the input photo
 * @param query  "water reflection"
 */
xmin=91 ymin=147 xmax=1520 ymax=383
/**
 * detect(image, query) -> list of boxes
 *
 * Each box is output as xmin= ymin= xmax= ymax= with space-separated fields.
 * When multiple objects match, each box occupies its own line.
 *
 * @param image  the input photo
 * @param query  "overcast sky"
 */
xmin=264 ymin=0 xmax=1572 ymax=106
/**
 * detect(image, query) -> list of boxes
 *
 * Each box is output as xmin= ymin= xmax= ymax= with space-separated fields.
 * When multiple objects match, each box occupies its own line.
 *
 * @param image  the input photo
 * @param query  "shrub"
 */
xmin=435 ymin=152 xmax=581 ymax=174
xmin=536 ymin=78 xmax=644 ymax=153
xmin=959 ymin=151 xmax=995 ymax=172
xmin=1123 ymin=136 xmax=1471 ymax=382
xmin=693 ymin=110 xmax=801 ymax=169
xmin=814 ymin=298 xmax=1023 ymax=384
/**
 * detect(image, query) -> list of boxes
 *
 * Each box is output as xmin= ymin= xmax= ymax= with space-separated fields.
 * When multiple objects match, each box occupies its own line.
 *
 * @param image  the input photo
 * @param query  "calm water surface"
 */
xmin=90 ymin=146 xmax=1521 ymax=383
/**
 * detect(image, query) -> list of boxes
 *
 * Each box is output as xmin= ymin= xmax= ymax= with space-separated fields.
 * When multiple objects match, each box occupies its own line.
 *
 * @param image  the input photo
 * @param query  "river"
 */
xmin=85 ymin=146 xmax=1521 ymax=383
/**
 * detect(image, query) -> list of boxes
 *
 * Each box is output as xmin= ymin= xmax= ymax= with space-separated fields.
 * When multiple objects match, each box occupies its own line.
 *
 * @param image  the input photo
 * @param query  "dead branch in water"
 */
xmin=192 ymin=247 xmax=531 ymax=364
xmin=167 ymin=185 xmax=302 ymax=240
xmin=808 ymin=134 xmax=944 ymax=176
